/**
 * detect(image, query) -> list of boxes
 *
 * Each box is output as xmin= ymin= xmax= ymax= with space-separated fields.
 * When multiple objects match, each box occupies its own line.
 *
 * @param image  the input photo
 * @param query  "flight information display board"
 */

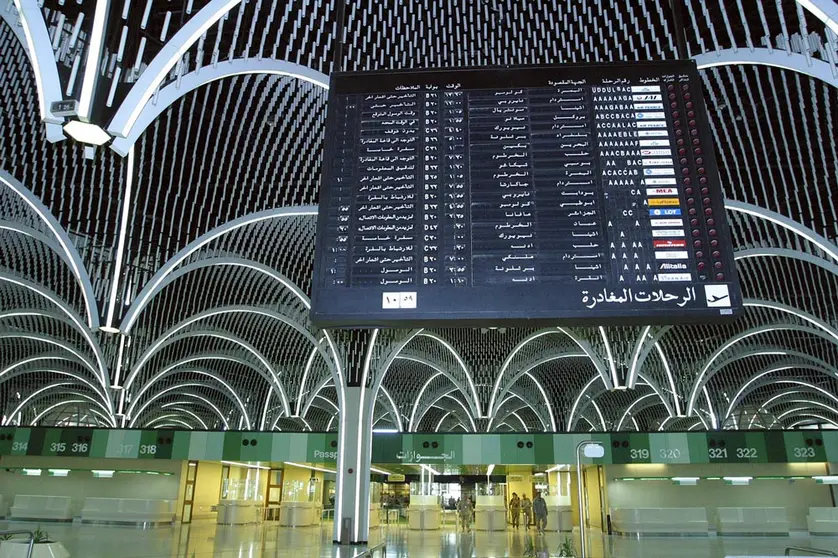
xmin=311 ymin=61 xmax=743 ymax=328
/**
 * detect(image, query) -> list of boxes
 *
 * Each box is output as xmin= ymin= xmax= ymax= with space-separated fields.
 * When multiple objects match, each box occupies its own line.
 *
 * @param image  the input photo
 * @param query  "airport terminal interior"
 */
xmin=2 ymin=0 xmax=838 ymax=556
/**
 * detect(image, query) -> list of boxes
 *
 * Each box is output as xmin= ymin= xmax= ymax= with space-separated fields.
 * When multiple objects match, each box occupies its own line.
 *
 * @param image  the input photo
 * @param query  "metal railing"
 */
xmin=786 ymin=546 xmax=838 ymax=556
xmin=0 ymin=530 xmax=36 ymax=558
xmin=352 ymin=541 xmax=386 ymax=557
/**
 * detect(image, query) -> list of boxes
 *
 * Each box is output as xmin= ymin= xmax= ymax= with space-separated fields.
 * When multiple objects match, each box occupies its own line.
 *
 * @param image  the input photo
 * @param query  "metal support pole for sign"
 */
xmin=575 ymin=443 xmax=588 ymax=558
xmin=669 ymin=0 xmax=689 ymax=59
xmin=575 ymin=441 xmax=604 ymax=558
xmin=332 ymin=0 xmax=347 ymax=73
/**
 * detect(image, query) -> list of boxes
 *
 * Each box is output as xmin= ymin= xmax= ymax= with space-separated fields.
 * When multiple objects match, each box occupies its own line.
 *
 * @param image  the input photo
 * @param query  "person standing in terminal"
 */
xmin=509 ymin=492 xmax=521 ymax=528
xmin=458 ymin=495 xmax=473 ymax=532
xmin=533 ymin=490 xmax=548 ymax=534
xmin=521 ymin=494 xmax=532 ymax=528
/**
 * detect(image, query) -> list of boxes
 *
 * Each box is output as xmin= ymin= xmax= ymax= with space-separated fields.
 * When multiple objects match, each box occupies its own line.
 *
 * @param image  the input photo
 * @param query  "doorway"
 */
xmin=180 ymin=460 xmax=199 ymax=524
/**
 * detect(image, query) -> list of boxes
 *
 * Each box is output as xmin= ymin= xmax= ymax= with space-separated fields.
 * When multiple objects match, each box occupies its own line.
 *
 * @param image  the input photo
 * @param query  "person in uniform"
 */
xmin=509 ymin=492 xmax=521 ymax=529
xmin=521 ymin=494 xmax=532 ymax=528
xmin=458 ymin=495 xmax=474 ymax=532
xmin=533 ymin=490 xmax=548 ymax=534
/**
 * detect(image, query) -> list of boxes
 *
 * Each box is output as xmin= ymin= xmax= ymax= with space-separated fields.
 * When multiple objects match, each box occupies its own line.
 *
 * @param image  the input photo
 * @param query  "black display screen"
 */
xmin=311 ymin=61 xmax=743 ymax=328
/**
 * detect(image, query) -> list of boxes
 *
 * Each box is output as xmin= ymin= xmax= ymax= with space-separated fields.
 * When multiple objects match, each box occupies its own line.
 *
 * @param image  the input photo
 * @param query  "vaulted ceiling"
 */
xmin=1 ymin=0 xmax=837 ymax=434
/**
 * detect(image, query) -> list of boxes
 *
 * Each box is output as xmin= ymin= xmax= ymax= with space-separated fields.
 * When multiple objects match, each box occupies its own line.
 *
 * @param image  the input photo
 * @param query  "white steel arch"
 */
xmin=159 ymin=402 xmax=214 ymax=429
xmin=489 ymin=328 xmax=611 ymax=416
xmin=616 ymin=393 xmax=669 ymax=431
xmin=797 ymin=0 xmax=838 ymax=35
xmin=130 ymin=329 xmax=290 ymax=416
xmin=734 ymin=248 xmax=838 ymax=277
xmin=125 ymin=353 xmax=260 ymax=430
xmin=396 ymin=354 xmax=480 ymax=418
xmin=136 ymin=257 xmax=312 ymax=318
xmin=0 ymin=172 xmax=98 ymax=329
xmin=724 ymin=200 xmax=838 ymax=263
xmin=107 ymin=0 xmax=245 ymax=139
xmin=129 ymin=383 xmax=243 ymax=429
xmin=121 ymin=206 xmax=317 ymax=333
xmin=724 ymin=364 xmax=838 ymax=421
xmin=109 ymin=60 xmax=328 ymax=155
xmin=487 ymin=352 xmax=585 ymax=428
xmin=7 ymin=0 xmax=64 ymax=137
xmin=695 ymin=49 xmax=838 ymax=89
xmin=687 ymin=322 xmax=838 ymax=417
xmin=414 ymin=332 xmax=482 ymax=418
xmin=0 ymin=272 xmax=107 ymax=391
xmin=156 ymin=392 xmax=235 ymax=427
xmin=27 ymin=392 xmax=113 ymax=425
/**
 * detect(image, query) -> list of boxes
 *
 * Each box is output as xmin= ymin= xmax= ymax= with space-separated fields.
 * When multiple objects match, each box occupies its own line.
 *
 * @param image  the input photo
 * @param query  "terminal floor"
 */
xmin=2 ymin=520 xmax=838 ymax=557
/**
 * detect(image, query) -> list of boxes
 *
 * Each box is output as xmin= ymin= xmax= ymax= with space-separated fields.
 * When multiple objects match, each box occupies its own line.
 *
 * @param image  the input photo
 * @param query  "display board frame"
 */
xmin=312 ymin=61 xmax=743 ymax=328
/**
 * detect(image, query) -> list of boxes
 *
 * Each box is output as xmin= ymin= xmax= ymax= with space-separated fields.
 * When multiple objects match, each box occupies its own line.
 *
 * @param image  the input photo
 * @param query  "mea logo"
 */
xmin=704 ymin=285 xmax=731 ymax=307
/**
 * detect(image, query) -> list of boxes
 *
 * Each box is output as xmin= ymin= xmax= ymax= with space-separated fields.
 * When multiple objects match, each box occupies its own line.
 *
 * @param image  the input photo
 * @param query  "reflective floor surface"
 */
xmin=2 ymin=520 xmax=838 ymax=557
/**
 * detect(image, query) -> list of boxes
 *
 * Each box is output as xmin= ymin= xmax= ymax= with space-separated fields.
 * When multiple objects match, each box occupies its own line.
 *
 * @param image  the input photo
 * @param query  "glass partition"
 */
xmin=476 ymin=482 xmax=506 ymax=496
xmin=221 ymin=476 xmax=261 ymax=501
xmin=282 ymin=477 xmax=321 ymax=502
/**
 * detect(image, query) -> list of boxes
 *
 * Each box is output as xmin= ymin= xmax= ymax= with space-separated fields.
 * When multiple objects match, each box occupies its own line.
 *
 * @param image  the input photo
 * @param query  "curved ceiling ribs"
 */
xmin=1 ymin=0 xmax=837 ymax=432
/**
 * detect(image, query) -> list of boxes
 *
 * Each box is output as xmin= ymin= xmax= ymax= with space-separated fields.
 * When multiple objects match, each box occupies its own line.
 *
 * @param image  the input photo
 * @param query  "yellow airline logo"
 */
xmin=648 ymin=198 xmax=681 ymax=206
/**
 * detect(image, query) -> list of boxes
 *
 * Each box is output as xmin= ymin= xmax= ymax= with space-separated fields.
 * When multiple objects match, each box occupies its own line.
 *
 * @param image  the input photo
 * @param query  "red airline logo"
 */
xmin=646 ymin=187 xmax=678 ymax=196
xmin=654 ymin=240 xmax=687 ymax=248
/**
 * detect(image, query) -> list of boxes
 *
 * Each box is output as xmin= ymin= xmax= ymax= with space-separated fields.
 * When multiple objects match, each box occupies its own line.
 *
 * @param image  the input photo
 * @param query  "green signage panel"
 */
xmin=650 ymin=432 xmax=691 ymax=464
xmin=11 ymin=429 xmax=31 ymax=455
xmin=58 ymin=429 xmax=94 ymax=457
xmin=610 ymin=433 xmax=651 ymax=464
xmin=0 ymin=429 xmax=16 ymax=455
xmin=783 ymin=431 xmax=827 ymax=463
xmin=0 ymin=429 xmax=836 ymax=466
xmin=824 ymin=431 xmax=838 ymax=462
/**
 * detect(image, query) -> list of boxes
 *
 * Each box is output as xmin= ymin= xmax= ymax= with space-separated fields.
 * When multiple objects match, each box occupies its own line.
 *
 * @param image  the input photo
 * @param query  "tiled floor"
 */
xmin=2 ymin=520 xmax=838 ymax=557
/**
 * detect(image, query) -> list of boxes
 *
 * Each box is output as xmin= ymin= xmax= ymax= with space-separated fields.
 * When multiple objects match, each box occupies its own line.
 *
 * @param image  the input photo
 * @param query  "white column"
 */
xmin=333 ymin=385 xmax=374 ymax=544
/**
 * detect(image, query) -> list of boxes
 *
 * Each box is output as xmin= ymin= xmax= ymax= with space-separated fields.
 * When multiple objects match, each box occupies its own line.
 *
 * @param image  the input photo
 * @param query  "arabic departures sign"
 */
xmin=395 ymin=449 xmax=457 ymax=463
xmin=311 ymin=61 xmax=743 ymax=327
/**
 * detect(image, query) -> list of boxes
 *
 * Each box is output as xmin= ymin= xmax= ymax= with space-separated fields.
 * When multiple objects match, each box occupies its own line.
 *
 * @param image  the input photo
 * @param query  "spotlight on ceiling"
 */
xmin=63 ymin=121 xmax=111 ymax=146
xmin=98 ymin=326 xmax=121 ymax=334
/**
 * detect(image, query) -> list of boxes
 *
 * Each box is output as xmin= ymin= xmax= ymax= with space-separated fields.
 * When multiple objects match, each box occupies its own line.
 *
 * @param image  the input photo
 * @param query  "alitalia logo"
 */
xmin=659 ymin=262 xmax=688 ymax=270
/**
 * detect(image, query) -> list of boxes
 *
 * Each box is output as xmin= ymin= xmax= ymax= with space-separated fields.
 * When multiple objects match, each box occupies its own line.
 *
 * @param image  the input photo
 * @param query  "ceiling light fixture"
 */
xmin=284 ymin=462 xmax=335 ymax=474
xmin=723 ymin=476 xmax=752 ymax=485
xmin=221 ymin=461 xmax=270 ymax=470
xmin=63 ymin=120 xmax=112 ymax=146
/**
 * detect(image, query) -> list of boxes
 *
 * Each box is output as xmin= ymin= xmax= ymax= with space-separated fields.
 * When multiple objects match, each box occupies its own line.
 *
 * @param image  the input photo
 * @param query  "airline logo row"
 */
xmin=629 ymin=114 xmax=690 ymax=282
xmin=647 ymin=186 xmax=679 ymax=218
